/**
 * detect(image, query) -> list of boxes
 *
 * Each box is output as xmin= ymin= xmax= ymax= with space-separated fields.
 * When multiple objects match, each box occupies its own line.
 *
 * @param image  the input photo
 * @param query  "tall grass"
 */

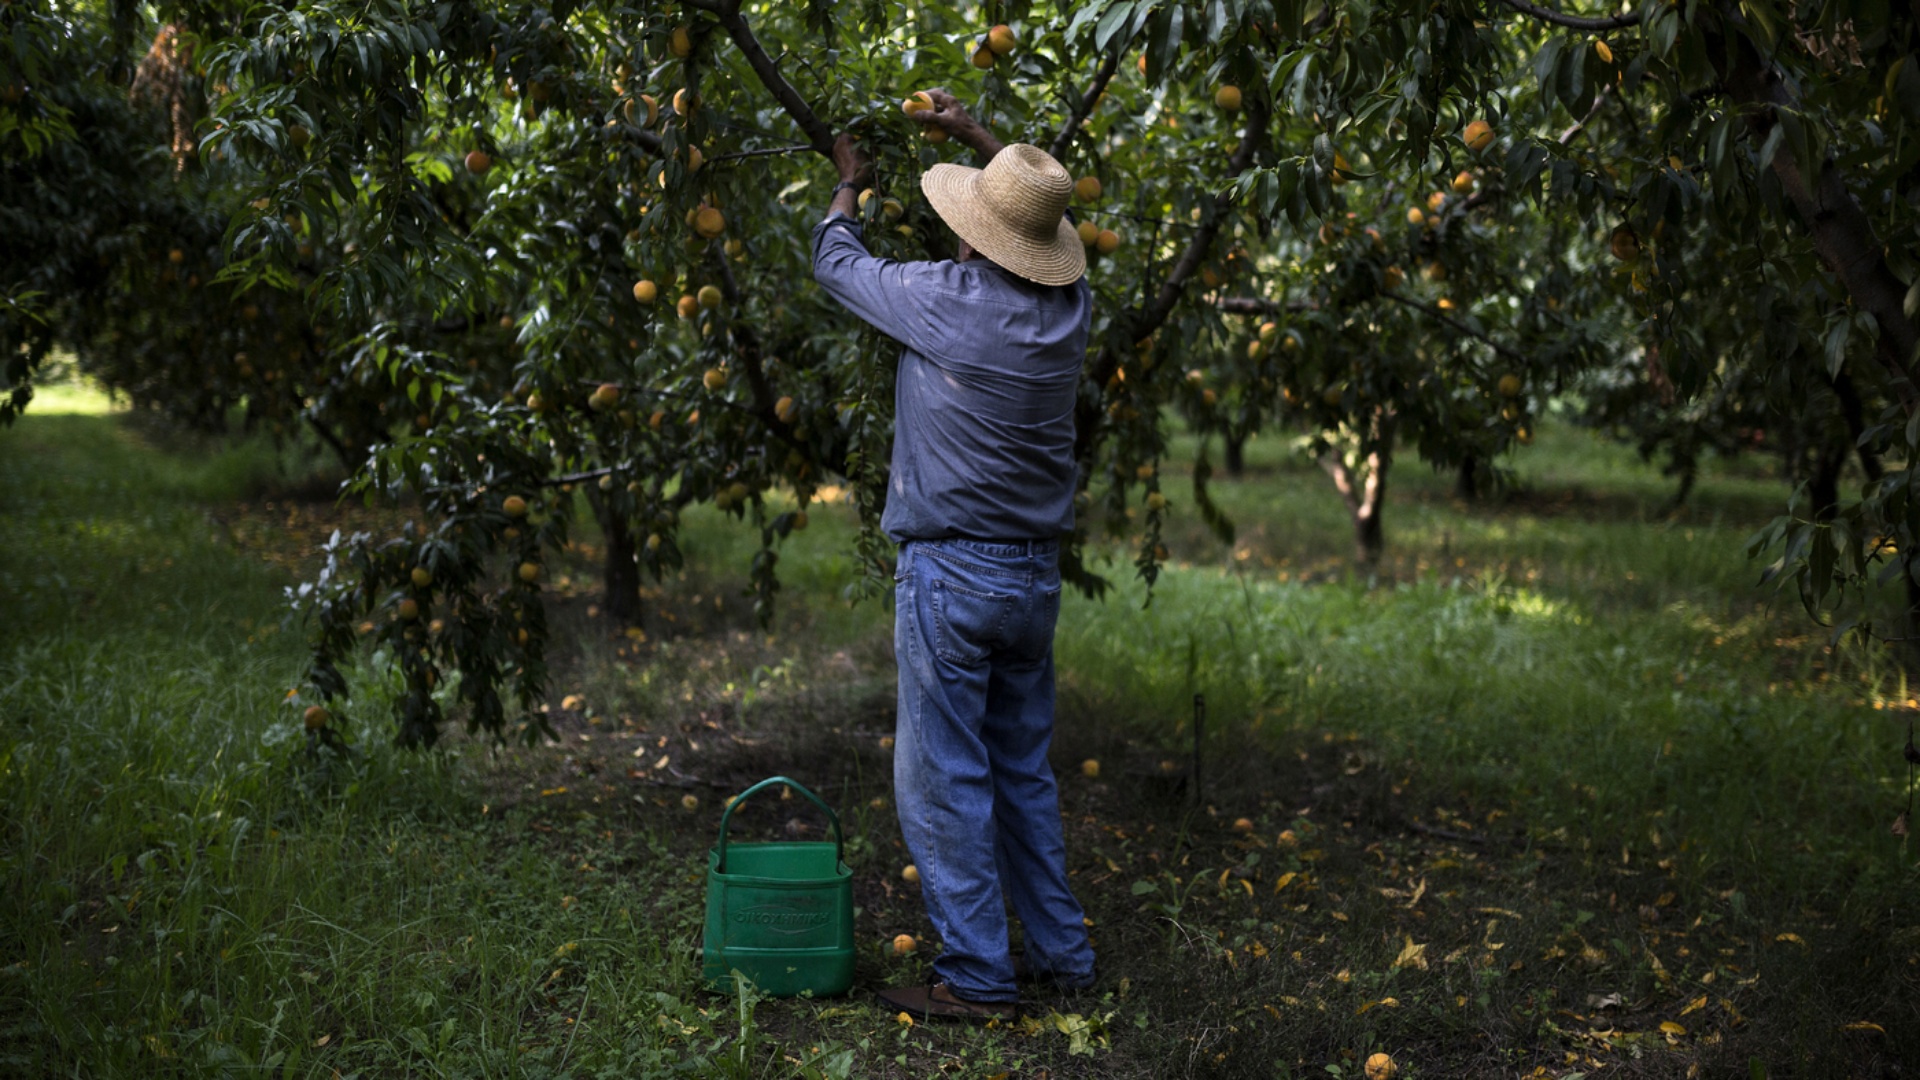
xmin=1054 ymin=569 xmax=1907 ymax=909
xmin=0 ymin=412 xmax=753 ymax=1076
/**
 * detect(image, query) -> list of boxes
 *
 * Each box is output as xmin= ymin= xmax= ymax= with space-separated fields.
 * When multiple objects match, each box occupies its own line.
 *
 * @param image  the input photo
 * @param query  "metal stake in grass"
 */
xmin=1190 ymin=693 xmax=1205 ymax=809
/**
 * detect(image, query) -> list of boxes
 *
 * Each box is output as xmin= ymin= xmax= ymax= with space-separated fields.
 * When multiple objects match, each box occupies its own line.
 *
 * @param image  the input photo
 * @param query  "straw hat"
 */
xmin=920 ymin=143 xmax=1085 ymax=286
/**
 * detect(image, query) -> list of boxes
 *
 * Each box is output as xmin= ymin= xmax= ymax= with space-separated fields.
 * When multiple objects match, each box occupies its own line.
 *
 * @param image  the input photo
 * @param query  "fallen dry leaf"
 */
xmin=1392 ymin=937 xmax=1429 ymax=971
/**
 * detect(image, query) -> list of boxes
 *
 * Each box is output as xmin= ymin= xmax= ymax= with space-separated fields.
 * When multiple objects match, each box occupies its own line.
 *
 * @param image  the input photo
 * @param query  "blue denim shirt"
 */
xmin=810 ymin=213 xmax=1091 ymax=542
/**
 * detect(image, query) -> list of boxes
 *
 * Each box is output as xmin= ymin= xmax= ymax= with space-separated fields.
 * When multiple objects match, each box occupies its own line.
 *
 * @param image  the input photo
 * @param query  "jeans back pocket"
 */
xmin=929 ymin=578 xmax=1014 ymax=666
xmin=1004 ymin=583 xmax=1061 ymax=664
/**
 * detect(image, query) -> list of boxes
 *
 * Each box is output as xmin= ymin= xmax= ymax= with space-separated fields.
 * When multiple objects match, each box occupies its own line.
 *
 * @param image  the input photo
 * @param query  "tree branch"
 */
xmin=707 ymin=5 xmax=835 ymax=156
xmin=1492 ymin=0 xmax=1642 ymax=30
xmin=621 ymin=125 xmax=664 ymax=156
xmin=1557 ymin=82 xmax=1611 ymax=145
xmin=1214 ymin=296 xmax=1314 ymax=316
xmin=1377 ymin=290 xmax=1528 ymax=363
xmin=538 ymin=466 xmax=617 ymax=488
xmin=710 ymin=245 xmax=810 ymax=456
xmin=1137 ymin=110 xmax=1267 ymax=334
xmin=1074 ymin=95 xmax=1269 ymax=466
xmin=1719 ymin=24 xmax=1920 ymax=412
xmin=304 ymin=414 xmax=359 ymax=471
xmin=1320 ymin=456 xmax=1360 ymax=513
xmin=708 ymin=143 xmax=812 ymax=164
xmin=1048 ymin=44 xmax=1123 ymax=162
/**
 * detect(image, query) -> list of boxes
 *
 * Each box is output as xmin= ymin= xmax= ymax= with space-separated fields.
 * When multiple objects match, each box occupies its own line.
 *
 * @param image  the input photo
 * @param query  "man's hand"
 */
xmin=917 ymin=87 xmax=1004 ymax=163
xmin=831 ymin=133 xmax=872 ymax=186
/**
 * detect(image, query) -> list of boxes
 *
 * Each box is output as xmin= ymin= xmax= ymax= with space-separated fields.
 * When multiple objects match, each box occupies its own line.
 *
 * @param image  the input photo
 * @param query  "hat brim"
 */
xmin=920 ymin=162 xmax=1086 ymax=287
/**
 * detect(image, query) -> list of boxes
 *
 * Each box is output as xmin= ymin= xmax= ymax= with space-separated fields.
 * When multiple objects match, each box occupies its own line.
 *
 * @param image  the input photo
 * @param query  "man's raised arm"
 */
xmin=917 ymin=88 xmax=1003 ymax=165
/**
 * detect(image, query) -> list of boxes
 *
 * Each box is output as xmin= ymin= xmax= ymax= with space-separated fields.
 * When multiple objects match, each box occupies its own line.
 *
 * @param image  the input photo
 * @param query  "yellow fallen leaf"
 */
xmin=1273 ymin=871 xmax=1298 ymax=894
xmin=894 ymin=1012 xmax=914 ymax=1026
xmin=1392 ymin=938 xmax=1429 ymax=971
xmin=1775 ymin=932 xmax=1806 ymax=946
xmin=1842 ymin=1020 xmax=1885 ymax=1034
xmin=1647 ymin=951 xmax=1671 ymax=984
xmin=1680 ymin=994 xmax=1708 ymax=1016
xmin=1660 ymin=1020 xmax=1686 ymax=1036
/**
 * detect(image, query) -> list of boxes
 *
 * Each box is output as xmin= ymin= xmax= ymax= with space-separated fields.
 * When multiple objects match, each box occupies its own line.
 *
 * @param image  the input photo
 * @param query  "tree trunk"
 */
xmin=1322 ymin=407 xmax=1394 ymax=568
xmin=303 ymin=415 xmax=361 ymax=472
xmin=1809 ymin=440 xmax=1844 ymax=522
xmin=1831 ymin=369 xmax=1882 ymax=484
xmin=1353 ymin=455 xmax=1387 ymax=566
xmin=586 ymin=488 xmax=642 ymax=624
xmin=1830 ymin=369 xmax=1915 ymax=647
xmin=1666 ymin=461 xmax=1698 ymax=512
xmin=1455 ymin=454 xmax=1479 ymax=501
xmin=1222 ymin=432 xmax=1246 ymax=477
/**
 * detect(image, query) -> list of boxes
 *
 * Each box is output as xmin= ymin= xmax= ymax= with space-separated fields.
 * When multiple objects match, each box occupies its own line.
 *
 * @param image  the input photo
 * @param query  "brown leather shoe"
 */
xmin=875 ymin=982 xmax=1018 ymax=1024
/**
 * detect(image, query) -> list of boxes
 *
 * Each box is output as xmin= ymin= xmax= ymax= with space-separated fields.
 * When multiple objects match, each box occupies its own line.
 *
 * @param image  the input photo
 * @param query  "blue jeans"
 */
xmin=892 ymin=538 xmax=1095 ymax=1001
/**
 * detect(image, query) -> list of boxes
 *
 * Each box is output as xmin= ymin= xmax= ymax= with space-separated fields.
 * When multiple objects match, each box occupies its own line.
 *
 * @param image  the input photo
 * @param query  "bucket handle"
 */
xmin=714 ymin=776 xmax=844 ymax=873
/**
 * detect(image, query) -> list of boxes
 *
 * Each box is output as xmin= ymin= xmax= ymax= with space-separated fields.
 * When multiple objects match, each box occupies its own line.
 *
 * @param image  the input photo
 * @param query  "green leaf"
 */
xmin=1824 ymin=318 xmax=1850 ymax=379
xmin=1093 ymin=1 xmax=1138 ymax=52
xmin=1756 ymin=123 xmax=1785 ymax=173
xmin=1895 ymin=53 xmax=1920 ymax=119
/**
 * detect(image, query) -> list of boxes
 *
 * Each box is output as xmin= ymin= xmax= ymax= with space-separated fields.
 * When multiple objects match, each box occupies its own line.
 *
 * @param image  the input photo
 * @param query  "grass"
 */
xmin=1 ymin=383 xmax=1916 ymax=1077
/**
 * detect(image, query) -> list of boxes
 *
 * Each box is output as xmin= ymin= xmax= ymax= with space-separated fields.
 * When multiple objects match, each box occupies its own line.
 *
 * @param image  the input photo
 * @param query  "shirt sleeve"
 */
xmin=810 ymin=213 xmax=926 ymax=348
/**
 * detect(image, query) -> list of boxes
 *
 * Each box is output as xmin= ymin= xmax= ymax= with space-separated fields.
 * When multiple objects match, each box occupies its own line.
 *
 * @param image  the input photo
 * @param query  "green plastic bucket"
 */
xmin=700 ymin=776 xmax=855 ymax=997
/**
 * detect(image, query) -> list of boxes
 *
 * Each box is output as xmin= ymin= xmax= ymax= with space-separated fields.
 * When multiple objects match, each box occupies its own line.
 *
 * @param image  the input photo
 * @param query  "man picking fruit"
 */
xmin=811 ymin=88 xmax=1096 ymax=1022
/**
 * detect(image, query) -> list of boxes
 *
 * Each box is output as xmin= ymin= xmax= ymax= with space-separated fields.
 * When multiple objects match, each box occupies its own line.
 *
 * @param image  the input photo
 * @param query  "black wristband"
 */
xmin=830 ymin=180 xmax=860 ymax=197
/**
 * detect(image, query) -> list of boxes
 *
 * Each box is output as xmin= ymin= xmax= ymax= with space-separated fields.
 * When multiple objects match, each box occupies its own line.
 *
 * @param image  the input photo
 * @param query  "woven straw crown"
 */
xmin=920 ymin=144 xmax=1086 ymax=286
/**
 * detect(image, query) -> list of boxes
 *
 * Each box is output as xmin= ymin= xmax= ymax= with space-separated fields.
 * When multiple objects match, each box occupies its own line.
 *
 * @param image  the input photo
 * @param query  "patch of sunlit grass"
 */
xmin=17 ymin=378 xmax=126 ymax=417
